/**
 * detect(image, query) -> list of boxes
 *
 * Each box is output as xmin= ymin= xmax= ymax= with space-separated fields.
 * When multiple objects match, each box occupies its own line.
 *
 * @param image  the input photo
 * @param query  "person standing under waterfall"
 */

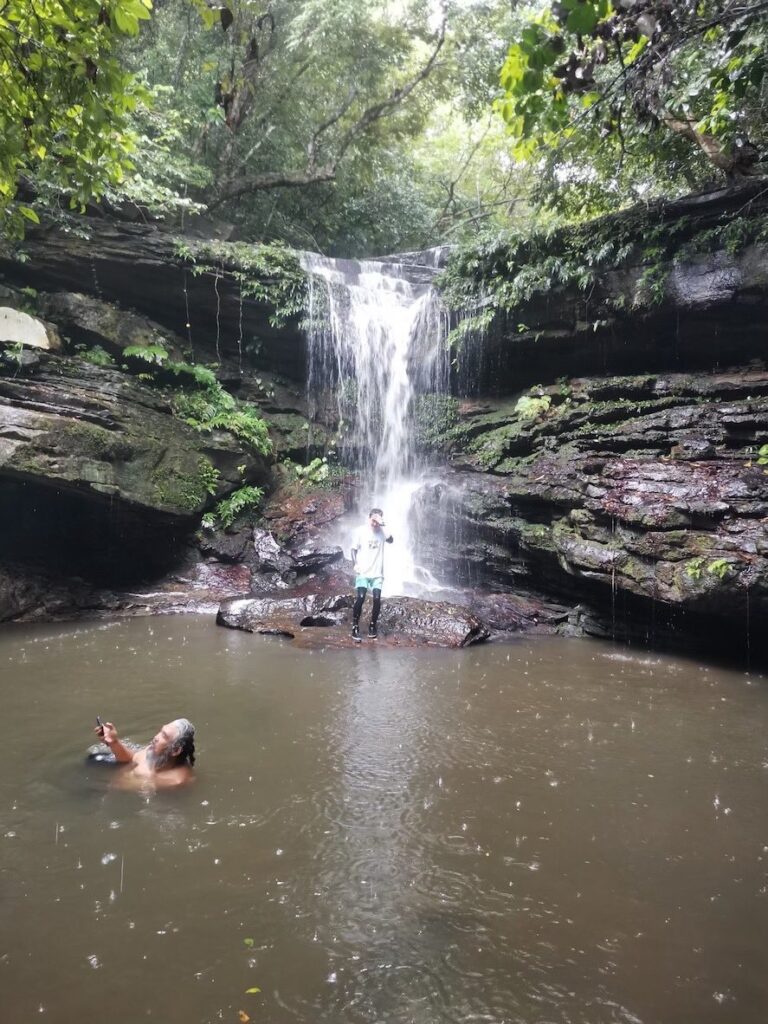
xmin=350 ymin=508 xmax=394 ymax=641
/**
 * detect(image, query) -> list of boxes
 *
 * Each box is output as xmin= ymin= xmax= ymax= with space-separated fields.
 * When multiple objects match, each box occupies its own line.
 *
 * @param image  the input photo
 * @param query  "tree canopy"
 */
xmin=498 ymin=1 xmax=768 ymax=217
xmin=0 ymin=0 xmax=154 ymax=237
xmin=2 ymin=0 xmax=767 ymax=252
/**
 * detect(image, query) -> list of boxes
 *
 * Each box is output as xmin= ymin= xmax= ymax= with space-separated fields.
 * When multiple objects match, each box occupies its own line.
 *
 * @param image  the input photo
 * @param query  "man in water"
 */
xmin=95 ymin=718 xmax=196 ymax=788
xmin=350 ymin=507 xmax=394 ymax=641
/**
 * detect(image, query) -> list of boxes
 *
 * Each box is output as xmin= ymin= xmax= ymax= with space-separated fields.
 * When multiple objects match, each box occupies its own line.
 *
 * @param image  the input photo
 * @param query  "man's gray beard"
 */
xmin=146 ymin=746 xmax=176 ymax=770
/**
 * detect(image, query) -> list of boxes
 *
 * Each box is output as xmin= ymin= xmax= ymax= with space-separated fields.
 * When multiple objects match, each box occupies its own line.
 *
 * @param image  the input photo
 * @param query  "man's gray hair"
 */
xmin=171 ymin=718 xmax=196 ymax=766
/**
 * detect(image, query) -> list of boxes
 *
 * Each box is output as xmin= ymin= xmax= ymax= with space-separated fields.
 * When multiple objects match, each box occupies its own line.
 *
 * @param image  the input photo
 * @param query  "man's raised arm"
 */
xmin=99 ymin=722 xmax=136 ymax=763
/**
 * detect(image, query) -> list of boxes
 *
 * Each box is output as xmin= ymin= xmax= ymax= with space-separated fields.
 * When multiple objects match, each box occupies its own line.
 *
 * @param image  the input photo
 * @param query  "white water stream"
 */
xmin=302 ymin=253 xmax=448 ymax=594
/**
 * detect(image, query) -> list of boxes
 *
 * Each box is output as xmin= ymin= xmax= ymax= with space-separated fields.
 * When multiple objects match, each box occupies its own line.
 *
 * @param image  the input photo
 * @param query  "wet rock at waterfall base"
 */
xmin=217 ymin=593 xmax=490 ymax=648
xmin=198 ymin=527 xmax=253 ymax=564
xmin=289 ymin=545 xmax=344 ymax=572
xmin=252 ymin=527 xmax=344 ymax=576
xmin=252 ymin=528 xmax=297 ymax=575
xmin=261 ymin=484 xmax=349 ymax=546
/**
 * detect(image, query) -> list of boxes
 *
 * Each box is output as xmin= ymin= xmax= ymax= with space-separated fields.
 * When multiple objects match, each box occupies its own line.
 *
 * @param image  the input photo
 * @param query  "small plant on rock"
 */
xmin=515 ymin=393 xmax=551 ymax=421
xmin=202 ymin=485 xmax=264 ymax=530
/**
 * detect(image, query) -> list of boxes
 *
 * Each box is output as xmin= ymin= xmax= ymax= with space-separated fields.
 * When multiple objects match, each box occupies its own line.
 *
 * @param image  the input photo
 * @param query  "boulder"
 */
xmin=252 ymin=528 xmax=297 ymax=574
xmin=0 ymin=308 xmax=62 ymax=351
xmin=199 ymin=526 xmax=253 ymax=564
xmin=217 ymin=592 xmax=490 ymax=648
xmin=289 ymin=544 xmax=344 ymax=572
xmin=36 ymin=291 xmax=185 ymax=361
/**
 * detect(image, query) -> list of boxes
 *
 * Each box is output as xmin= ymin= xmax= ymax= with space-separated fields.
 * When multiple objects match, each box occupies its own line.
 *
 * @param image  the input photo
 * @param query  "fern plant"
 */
xmin=202 ymin=485 xmax=264 ymax=529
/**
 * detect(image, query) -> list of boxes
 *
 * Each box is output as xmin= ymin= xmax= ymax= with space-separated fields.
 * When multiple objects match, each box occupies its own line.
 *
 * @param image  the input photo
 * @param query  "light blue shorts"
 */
xmin=355 ymin=575 xmax=384 ymax=591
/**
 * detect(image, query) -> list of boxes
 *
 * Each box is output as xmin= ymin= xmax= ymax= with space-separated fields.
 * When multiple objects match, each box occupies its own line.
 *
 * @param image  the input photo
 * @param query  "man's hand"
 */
xmin=96 ymin=722 xmax=135 ymax=763
xmin=100 ymin=721 xmax=119 ymax=746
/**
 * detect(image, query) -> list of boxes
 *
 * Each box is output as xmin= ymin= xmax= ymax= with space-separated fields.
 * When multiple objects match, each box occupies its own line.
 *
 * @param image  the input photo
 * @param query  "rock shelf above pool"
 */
xmin=216 ymin=592 xmax=491 ymax=648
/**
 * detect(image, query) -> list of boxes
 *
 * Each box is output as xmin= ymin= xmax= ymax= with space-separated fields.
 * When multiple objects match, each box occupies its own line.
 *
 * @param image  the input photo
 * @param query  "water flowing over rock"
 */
xmin=302 ymin=253 xmax=448 ymax=591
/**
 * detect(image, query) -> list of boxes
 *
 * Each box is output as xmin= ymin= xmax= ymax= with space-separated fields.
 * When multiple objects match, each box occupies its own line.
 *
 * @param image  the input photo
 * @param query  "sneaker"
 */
xmin=352 ymin=623 xmax=361 ymax=642
xmin=368 ymin=622 xmax=378 ymax=639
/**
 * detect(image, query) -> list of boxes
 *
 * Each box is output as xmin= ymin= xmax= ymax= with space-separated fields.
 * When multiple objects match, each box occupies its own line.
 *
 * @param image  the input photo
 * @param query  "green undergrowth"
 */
xmin=438 ymin=204 xmax=768 ymax=348
xmin=284 ymin=455 xmax=347 ymax=489
xmin=173 ymin=239 xmax=307 ymax=329
xmin=202 ymin=485 xmax=264 ymax=530
xmin=121 ymin=345 xmax=271 ymax=457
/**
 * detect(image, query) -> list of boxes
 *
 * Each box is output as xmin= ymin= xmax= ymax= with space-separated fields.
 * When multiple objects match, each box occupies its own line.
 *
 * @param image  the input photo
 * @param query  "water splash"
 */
xmin=302 ymin=253 xmax=448 ymax=593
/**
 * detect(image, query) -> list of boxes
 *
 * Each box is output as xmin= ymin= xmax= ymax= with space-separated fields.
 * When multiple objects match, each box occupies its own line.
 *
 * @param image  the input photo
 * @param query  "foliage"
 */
xmin=685 ymin=555 xmax=733 ymax=582
xmin=202 ymin=485 xmax=264 ymax=529
xmin=79 ymin=344 xmax=115 ymax=367
xmin=172 ymin=387 xmax=271 ymax=456
xmin=757 ymin=443 xmax=768 ymax=465
xmin=707 ymin=558 xmax=731 ymax=580
xmin=0 ymin=0 xmax=152 ymax=238
xmin=515 ymin=393 xmax=552 ymax=420
xmin=438 ymin=202 xmax=768 ymax=343
xmin=113 ymin=0 xmax=451 ymax=246
xmin=123 ymin=342 xmax=169 ymax=365
xmin=685 ymin=556 xmax=706 ymax=581
xmin=176 ymin=239 xmax=307 ymax=327
xmin=293 ymin=457 xmax=330 ymax=484
xmin=497 ymin=1 xmax=768 ymax=217
xmin=117 ymin=342 xmax=272 ymax=456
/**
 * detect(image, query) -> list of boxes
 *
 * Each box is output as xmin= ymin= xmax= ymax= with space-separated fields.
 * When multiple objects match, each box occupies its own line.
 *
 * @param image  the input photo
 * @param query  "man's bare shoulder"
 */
xmin=153 ymin=765 xmax=195 ymax=788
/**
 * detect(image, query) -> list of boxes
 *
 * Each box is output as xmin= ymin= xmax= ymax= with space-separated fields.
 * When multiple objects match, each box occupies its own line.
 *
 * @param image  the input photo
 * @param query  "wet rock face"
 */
xmin=428 ymin=366 xmax=768 ymax=653
xmin=217 ymin=593 xmax=490 ymax=648
xmin=0 ymin=219 xmax=307 ymax=381
xmin=36 ymin=291 xmax=185 ymax=361
xmin=0 ymin=350 xmax=267 ymax=519
xmin=459 ymin=183 xmax=768 ymax=396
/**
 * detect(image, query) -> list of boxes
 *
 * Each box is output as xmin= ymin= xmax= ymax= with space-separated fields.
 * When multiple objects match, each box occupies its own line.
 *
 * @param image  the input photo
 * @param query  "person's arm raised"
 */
xmin=99 ymin=722 xmax=136 ymax=763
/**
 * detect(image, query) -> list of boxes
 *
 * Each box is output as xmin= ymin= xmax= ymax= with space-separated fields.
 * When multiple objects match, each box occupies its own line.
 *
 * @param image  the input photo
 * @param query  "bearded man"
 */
xmin=95 ymin=718 xmax=196 ymax=788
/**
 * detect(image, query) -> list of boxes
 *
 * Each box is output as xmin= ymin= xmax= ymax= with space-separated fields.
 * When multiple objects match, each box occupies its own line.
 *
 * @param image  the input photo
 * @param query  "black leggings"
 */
xmin=353 ymin=586 xmax=381 ymax=625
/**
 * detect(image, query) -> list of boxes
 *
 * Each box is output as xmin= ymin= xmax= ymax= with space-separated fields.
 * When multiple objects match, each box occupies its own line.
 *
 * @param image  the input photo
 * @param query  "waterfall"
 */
xmin=302 ymin=253 xmax=449 ymax=594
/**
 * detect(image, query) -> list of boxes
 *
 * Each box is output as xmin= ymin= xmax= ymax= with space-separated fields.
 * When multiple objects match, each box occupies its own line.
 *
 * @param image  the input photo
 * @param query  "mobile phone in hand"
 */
xmin=96 ymin=716 xmax=104 ymax=736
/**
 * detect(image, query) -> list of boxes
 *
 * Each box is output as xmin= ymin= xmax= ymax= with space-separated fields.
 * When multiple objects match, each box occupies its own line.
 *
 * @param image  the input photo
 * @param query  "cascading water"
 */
xmin=302 ymin=253 xmax=449 ymax=594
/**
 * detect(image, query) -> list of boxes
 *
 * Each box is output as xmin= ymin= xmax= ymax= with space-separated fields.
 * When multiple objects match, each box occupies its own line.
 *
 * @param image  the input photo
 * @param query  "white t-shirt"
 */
xmin=351 ymin=525 xmax=392 ymax=579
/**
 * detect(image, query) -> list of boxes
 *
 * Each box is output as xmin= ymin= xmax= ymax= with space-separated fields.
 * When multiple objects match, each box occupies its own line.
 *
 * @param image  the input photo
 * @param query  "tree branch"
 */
xmin=207 ymin=20 xmax=446 ymax=212
xmin=206 ymin=166 xmax=337 ymax=211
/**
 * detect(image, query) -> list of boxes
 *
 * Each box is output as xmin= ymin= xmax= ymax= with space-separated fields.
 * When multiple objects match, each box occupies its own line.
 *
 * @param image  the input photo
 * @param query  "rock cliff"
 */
xmin=0 ymin=184 xmax=766 ymax=659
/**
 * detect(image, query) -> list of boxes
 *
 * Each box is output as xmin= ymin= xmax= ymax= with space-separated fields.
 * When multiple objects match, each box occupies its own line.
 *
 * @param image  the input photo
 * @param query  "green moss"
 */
xmin=412 ymin=394 xmax=459 ymax=450
xmin=57 ymin=421 xmax=135 ymax=462
xmin=152 ymin=457 xmax=219 ymax=512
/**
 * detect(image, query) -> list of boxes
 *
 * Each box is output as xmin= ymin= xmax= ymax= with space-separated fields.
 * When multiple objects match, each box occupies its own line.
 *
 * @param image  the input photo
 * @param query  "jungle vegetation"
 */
xmin=1 ymin=0 xmax=766 ymax=253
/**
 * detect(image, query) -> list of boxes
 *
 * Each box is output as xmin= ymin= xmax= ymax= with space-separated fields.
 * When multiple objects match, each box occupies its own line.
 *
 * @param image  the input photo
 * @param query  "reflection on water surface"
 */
xmin=1 ymin=617 xmax=766 ymax=1023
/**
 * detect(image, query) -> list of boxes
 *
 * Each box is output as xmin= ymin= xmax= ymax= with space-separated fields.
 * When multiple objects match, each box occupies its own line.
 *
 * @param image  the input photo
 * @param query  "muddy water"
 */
xmin=1 ymin=618 xmax=766 ymax=1024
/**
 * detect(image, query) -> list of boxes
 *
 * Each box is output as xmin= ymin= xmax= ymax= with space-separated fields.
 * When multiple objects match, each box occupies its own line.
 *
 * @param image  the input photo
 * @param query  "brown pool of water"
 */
xmin=0 ymin=616 xmax=766 ymax=1024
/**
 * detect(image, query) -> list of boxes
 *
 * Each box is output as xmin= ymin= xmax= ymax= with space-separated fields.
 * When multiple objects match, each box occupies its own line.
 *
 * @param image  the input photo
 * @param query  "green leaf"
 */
xmin=566 ymin=3 xmax=598 ymax=35
xmin=19 ymin=206 xmax=39 ymax=223
xmin=245 ymin=987 xmax=261 ymax=994
xmin=243 ymin=938 xmax=255 ymax=948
